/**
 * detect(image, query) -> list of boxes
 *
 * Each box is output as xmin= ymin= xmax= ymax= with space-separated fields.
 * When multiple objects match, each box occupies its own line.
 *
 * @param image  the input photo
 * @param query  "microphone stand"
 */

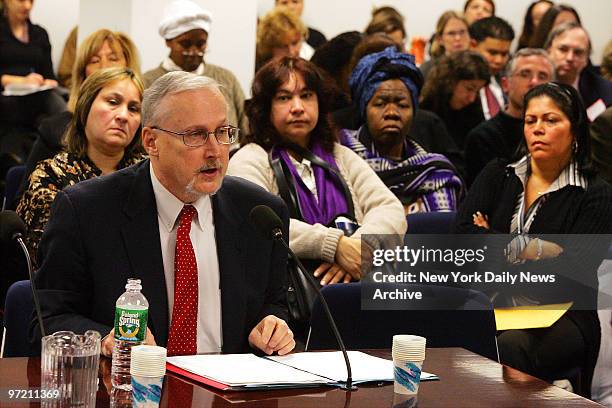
xmin=15 ymin=234 xmax=46 ymax=338
xmin=272 ymin=229 xmax=357 ymax=391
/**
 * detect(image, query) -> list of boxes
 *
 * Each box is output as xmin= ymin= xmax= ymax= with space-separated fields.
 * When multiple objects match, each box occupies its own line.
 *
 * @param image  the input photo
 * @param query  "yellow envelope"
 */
xmin=494 ymin=302 xmax=573 ymax=331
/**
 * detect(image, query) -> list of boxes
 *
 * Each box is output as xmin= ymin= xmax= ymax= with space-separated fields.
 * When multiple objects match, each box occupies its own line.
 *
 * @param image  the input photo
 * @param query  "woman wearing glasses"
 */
xmin=228 ymin=56 xmax=405 ymax=287
xmin=454 ymin=82 xmax=612 ymax=396
xmin=18 ymin=67 xmax=146 ymax=261
xmin=420 ymin=11 xmax=471 ymax=80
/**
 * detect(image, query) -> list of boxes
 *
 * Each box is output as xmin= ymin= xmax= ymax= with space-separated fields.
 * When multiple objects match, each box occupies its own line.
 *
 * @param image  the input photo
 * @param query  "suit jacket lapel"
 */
xmin=120 ymin=161 xmax=169 ymax=346
xmin=212 ymin=186 xmax=247 ymax=353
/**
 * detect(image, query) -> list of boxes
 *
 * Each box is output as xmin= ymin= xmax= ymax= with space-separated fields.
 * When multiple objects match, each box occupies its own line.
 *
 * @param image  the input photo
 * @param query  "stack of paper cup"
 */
xmin=130 ymin=345 xmax=167 ymax=408
xmin=392 ymin=335 xmax=426 ymax=395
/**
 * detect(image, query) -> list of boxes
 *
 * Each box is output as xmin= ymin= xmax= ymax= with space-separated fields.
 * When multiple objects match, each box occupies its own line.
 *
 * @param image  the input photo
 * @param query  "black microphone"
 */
xmin=0 ymin=210 xmax=46 ymax=338
xmin=249 ymin=205 xmax=357 ymax=391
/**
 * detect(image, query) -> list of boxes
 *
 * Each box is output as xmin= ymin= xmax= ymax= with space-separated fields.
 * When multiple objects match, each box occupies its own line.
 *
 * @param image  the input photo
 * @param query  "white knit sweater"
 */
xmin=227 ymin=143 xmax=406 ymax=263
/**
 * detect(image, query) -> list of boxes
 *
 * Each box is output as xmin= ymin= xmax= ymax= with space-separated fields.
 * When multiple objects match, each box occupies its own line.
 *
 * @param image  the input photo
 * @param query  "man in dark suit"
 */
xmin=31 ymin=71 xmax=295 ymax=357
xmin=546 ymin=22 xmax=612 ymax=121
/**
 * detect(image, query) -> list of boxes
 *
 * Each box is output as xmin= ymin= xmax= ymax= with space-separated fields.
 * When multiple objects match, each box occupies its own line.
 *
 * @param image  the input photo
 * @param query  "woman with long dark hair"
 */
xmin=420 ymin=50 xmax=490 ymax=150
xmin=516 ymin=0 xmax=554 ymax=51
xmin=454 ymin=82 xmax=612 ymax=396
xmin=228 ymin=56 xmax=405 ymax=286
xmin=529 ymin=4 xmax=580 ymax=49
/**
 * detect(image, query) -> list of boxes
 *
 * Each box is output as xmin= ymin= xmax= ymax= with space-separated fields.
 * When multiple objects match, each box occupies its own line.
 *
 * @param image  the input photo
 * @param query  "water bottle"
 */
xmin=111 ymin=278 xmax=149 ymax=390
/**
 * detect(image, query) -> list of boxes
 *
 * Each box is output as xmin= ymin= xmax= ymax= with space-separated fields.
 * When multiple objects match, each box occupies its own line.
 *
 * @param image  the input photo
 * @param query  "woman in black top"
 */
xmin=420 ymin=50 xmax=489 ymax=151
xmin=0 ymin=0 xmax=64 ymax=162
xmin=454 ymin=83 xmax=612 ymax=396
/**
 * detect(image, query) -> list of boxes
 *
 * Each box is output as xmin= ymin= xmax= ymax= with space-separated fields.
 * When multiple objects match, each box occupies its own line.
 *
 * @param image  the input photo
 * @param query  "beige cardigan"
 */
xmin=227 ymin=143 xmax=406 ymax=263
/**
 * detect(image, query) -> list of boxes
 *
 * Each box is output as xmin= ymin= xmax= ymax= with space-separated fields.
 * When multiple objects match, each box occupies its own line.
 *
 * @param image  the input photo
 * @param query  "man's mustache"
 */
xmin=196 ymin=159 xmax=223 ymax=173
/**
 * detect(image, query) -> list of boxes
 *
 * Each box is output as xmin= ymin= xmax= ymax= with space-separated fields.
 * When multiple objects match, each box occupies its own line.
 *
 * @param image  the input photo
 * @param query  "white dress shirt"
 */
xmin=150 ymin=163 xmax=222 ymax=353
xmin=289 ymin=155 xmax=318 ymax=200
xmin=479 ymin=75 xmax=505 ymax=120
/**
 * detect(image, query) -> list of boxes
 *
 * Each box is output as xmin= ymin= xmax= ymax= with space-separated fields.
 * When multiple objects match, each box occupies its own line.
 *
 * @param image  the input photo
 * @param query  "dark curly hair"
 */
xmin=420 ymin=50 xmax=490 ymax=115
xmin=244 ymin=56 xmax=337 ymax=152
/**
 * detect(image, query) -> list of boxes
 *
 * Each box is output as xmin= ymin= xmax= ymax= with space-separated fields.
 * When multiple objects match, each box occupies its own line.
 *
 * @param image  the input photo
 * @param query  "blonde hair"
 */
xmin=64 ymin=67 xmax=144 ymax=157
xmin=430 ymin=11 xmax=469 ymax=58
xmin=256 ymin=8 xmax=307 ymax=67
xmin=68 ymin=29 xmax=141 ymax=111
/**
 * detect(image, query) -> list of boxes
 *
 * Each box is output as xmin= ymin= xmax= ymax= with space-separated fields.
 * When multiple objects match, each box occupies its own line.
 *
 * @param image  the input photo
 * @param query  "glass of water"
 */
xmin=41 ymin=330 xmax=101 ymax=407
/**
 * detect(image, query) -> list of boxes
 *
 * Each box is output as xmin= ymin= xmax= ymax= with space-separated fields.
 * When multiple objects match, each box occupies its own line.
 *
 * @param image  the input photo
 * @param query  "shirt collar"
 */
xmin=149 ymin=162 xmax=211 ymax=233
xmin=507 ymin=156 xmax=588 ymax=193
xmin=161 ymin=57 xmax=205 ymax=76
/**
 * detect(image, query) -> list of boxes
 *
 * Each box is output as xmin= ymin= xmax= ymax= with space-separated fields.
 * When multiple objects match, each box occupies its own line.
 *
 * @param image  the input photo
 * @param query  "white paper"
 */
xmin=168 ymin=352 xmax=438 ymax=389
xmin=167 ymin=354 xmax=327 ymax=386
xmin=268 ymin=351 xmax=438 ymax=383
xmin=587 ymin=98 xmax=606 ymax=122
xmin=3 ymin=83 xmax=55 ymax=96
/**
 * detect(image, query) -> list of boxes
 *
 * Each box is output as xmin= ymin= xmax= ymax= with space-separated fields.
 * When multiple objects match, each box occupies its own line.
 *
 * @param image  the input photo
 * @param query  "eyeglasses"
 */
xmin=512 ymin=69 xmax=551 ymax=82
xmin=443 ymin=29 xmax=468 ymax=38
xmin=151 ymin=125 xmax=239 ymax=147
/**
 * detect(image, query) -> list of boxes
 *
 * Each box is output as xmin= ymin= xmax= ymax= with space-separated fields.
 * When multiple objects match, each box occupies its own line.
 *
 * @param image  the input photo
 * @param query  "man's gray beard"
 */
xmin=184 ymin=174 xmax=221 ymax=200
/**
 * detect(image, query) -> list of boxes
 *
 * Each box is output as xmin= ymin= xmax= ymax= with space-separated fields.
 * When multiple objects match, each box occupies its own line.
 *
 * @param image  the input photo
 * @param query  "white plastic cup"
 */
xmin=130 ymin=346 xmax=166 ymax=408
xmin=393 ymin=359 xmax=423 ymax=395
xmin=132 ymin=375 xmax=164 ymax=408
xmin=392 ymin=335 xmax=426 ymax=395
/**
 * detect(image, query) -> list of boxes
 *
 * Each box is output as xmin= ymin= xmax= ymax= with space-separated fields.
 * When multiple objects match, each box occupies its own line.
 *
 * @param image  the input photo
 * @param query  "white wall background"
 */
xmin=32 ymin=0 xmax=612 ymax=97
xmin=31 ymin=0 xmax=257 ymax=95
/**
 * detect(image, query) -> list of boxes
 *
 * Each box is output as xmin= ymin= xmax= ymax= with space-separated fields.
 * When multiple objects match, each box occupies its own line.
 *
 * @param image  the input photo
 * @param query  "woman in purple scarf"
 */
xmin=228 ymin=57 xmax=405 ymax=286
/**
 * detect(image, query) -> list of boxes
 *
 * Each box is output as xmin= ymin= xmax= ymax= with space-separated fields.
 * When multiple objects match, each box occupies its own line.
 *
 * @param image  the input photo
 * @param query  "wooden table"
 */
xmin=0 ymin=348 xmax=603 ymax=407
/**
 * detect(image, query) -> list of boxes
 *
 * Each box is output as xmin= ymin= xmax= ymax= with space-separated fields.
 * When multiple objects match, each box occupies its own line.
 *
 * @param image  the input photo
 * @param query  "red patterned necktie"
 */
xmin=484 ymin=85 xmax=501 ymax=118
xmin=167 ymin=205 xmax=198 ymax=356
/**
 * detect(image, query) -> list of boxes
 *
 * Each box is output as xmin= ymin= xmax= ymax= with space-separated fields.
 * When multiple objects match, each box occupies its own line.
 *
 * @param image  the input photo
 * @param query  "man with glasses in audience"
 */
xmin=546 ymin=22 xmax=612 ymax=121
xmin=143 ymin=0 xmax=248 ymax=138
xmin=31 ymin=71 xmax=295 ymax=358
xmin=465 ymin=48 xmax=555 ymax=185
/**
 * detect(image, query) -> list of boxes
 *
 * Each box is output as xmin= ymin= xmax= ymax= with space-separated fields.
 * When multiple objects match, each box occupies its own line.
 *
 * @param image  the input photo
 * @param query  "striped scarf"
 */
xmin=340 ymin=127 xmax=464 ymax=212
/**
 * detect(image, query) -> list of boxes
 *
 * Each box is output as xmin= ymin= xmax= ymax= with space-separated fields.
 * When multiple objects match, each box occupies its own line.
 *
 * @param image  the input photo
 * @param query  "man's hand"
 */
xmin=248 ymin=315 xmax=295 ymax=355
xmin=101 ymin=327 xmax=156 ymax=357
xmin=335 ymin=236 xmax=362 ymax=280
xmin=313 ymin=262 xmax=352 ymax=285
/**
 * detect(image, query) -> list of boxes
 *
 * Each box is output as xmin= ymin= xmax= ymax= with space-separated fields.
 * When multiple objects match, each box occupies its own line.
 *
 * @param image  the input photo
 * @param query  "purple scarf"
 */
xmin=272 ymin=142 xmax=349 ymax=225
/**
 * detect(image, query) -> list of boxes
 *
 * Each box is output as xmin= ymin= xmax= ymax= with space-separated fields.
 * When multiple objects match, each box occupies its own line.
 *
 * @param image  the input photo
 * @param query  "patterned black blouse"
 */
xmin=17 ymin=151 xmax=146 ymax=262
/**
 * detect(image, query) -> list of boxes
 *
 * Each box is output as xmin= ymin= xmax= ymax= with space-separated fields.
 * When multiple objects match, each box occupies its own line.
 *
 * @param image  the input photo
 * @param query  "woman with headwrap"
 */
xmin=340 ymin=47 xmax=464 ymax=215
